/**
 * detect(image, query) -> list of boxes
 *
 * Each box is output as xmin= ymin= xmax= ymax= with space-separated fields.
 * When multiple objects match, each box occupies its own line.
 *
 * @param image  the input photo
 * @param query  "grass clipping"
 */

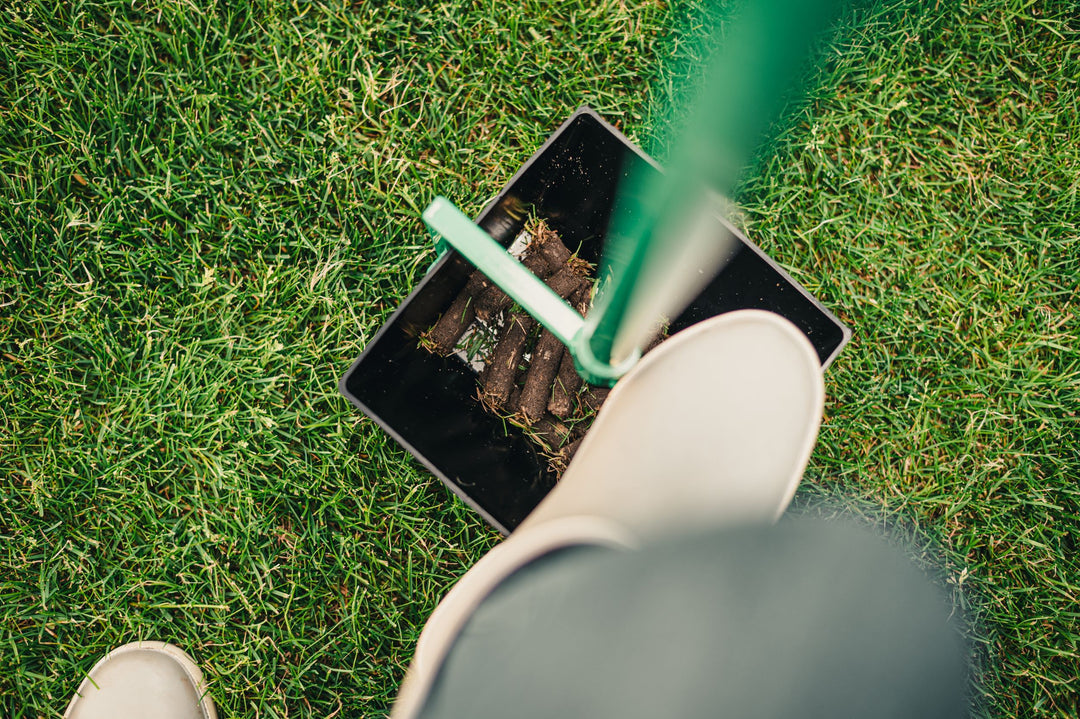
xmin=422 ymin=219 xmax=663 ymax=477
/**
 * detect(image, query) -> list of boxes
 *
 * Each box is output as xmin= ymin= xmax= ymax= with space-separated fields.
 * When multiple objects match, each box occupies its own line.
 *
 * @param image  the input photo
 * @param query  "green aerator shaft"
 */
xmin=424 ymin=0 xmax=846 ymax=382
xmin=586 ymin=0 xmax=845 ymax=367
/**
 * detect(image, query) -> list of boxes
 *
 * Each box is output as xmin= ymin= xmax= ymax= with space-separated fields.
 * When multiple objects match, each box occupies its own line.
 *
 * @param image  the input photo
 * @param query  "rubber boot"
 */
xmin=64 ymin=641 xmax=217 ymax=719
xmin=392 ymin=309 xmax=825 ymax=718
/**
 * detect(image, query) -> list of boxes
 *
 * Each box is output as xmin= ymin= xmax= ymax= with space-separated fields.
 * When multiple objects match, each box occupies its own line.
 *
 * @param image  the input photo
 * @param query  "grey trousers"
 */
xmin=417 ymin=520 xmax=967 ymax=719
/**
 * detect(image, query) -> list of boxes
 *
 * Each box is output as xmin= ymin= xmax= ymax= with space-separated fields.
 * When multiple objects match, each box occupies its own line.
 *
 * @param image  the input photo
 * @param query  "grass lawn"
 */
xmin=1 ymin=0 xmax=1077 ymax=716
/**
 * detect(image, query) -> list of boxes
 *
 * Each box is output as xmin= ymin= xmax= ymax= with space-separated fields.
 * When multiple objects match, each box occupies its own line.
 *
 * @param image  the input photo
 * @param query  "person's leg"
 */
xmin=392 ymin=311 xmax=830 ymax=717
xmin=419 ymin=520 xmax=967 ymax=719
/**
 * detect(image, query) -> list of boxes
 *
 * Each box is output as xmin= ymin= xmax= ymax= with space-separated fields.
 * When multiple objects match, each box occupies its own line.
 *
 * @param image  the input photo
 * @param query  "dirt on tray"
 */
xmin=422 ymin=218 xmax=666 ymax=478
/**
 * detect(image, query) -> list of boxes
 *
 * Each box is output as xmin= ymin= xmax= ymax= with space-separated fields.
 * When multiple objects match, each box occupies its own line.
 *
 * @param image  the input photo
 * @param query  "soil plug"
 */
xmin=474 ymin=251 xmax=552 ymax=321
xmin=480 ymin=313 xmax=536 ymax=409
xmin=543 ymin=264 xmax=588 ymax=300
xmin=517 ymin=263 xmax=588 ymax=421
xmin=547 ymin=348 xmax=583 ymax=418
xmin=548 ymin=284 xmax=591 ymax=418
xmin=519 ymin=328 xmax=564 ymax=422
xmin=531 ymin=220 xmax=573 ymax=269
xmin=428 ymin=271 xmax=494 ymax=354
xmin=549 ymin=436 xmax=584 ymax=475
xmin=580 ymin=385 xmax=611 ymax=414
xmin=528 ymin=415 xmax=572 ymax=453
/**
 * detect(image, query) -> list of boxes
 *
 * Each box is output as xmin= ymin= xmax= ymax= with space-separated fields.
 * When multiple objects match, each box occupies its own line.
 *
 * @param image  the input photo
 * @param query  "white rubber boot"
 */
xmin=64 ymin=641 xmax=217 ymax=719
xmin=520 ymin=308 xmax=824 ymax=537
xmin=391 ymin=310 xmax=825 ymax=718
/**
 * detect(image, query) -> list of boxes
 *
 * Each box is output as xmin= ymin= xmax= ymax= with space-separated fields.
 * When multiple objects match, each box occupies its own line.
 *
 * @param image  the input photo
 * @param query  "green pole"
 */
xmin=585 ymin=0 xmax=846 ymax=367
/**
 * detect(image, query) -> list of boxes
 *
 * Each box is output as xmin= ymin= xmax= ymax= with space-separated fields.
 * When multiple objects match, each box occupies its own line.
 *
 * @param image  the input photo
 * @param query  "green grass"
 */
xmin=1 ymin=0 xmax=1077 ymax=716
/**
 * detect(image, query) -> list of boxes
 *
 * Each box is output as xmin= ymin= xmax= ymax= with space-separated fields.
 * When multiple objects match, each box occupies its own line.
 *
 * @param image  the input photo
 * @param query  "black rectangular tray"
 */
xmin=339 ymin=107 xmax=851 ymax=535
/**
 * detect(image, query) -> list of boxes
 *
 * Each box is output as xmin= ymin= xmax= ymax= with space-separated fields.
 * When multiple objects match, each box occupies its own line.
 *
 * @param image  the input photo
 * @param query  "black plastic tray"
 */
xmin=339 ymin=108 xmax=851 ymax=535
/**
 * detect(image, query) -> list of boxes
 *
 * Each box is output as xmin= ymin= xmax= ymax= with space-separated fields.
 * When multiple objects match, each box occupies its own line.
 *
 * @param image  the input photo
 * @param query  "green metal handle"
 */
xmin=586 ymin=0 xmax=846 ymax=367
xmin=422 ymin=197 xmax=633 ymax=386
xmin=422 ymin=198 xmax=584 ymax=348
xmin=421 ymin=0 xmax=844 ymax=386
